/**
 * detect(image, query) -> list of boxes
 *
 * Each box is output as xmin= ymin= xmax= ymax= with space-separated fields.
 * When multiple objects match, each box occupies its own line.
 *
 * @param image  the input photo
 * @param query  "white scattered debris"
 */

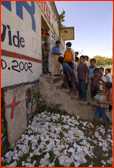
xmin=101 ymin=160 xmax=106 ymax=165
xmin=103 ymin=153 xmax=109 ymax=157
xmin=77 ymin=115 xmax=80 ymax=119
xmin=8 ymin=160 xmax=17 ymax=167
xmin=107 ymin=159 xmax=112 ymax=165
xmin=1 ymin=111 xmax=112 ymax=167
xmin=88 ymin=164 xmax=93 ymax=167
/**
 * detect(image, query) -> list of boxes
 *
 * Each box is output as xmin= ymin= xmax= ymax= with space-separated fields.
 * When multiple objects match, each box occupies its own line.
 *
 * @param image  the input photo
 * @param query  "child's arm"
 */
xmin=60 ymin=68 xmax=63 ymax=74
xmin=99 ymin=78 xmax=104 ymax=83
xmin=52 ymin=53 xmax=62 ymax=55
xmin=97 ymin=77 xmax=104 ymax=86
xmin=85 ymin=65 xmax=89 ymax=84
xmin=67 ymin=73 xmax=71 ymax=81
xmin=63 ymin=74 xmax=66 ymax=78
xmin=96 ymin=92 xmax=112 ymax=105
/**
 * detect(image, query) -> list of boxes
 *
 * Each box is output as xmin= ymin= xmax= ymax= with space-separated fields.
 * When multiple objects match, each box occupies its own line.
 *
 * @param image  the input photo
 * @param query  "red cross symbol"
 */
xmin=6 ymin=95 xmax=21 ymax=119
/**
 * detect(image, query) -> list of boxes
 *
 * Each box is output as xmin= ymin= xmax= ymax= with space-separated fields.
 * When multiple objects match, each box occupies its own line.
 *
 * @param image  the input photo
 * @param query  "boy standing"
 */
xmin=58 ymin=57 xmax=77 ymax=98
xmin=105 ymin=69 xmax=112 ymax=83
xmin=87 ymin=59 xmax=97 ymax=105
xmin=76 ymin=55 xmax=89 ymax=102
xmin=52 ymin=41 xmax=62 ymax=76
xmin=62 ymin=42 xmax=75 ymax=69
xmin=90 ymin=82 xmax=112 ymax=140
xmin=91 ymin=68 xmax=104 ymax=98
xmin=87 ymin=59 xmax=103 ymax=105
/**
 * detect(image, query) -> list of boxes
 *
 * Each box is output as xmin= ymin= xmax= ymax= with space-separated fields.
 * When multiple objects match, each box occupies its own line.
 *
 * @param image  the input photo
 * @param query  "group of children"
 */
xmin=59 ymin=54 xmax=112 ymax=102
xmin=58 ymin=42 xmax=112 ymax=140
xmin=41 ymin=35 xmax=112 ymax=139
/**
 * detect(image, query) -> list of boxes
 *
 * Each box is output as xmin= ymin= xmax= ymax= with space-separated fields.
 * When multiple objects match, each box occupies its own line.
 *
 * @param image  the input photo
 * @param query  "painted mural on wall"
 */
xmin=1 ymin=1 xmax=63 ymax=87
xmin=1 ymin=1 xmax=42 ymax=88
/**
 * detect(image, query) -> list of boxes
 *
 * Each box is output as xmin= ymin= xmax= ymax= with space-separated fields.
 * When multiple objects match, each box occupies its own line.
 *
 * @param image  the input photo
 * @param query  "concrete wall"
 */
xmin=38 ymin=77 xmax=103 ymax=122
xmin=1 ymin=82 xmax=40 ymax=146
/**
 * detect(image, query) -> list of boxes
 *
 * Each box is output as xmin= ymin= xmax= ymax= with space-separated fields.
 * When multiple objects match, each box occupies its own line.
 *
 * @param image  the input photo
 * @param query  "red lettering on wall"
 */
xmin=49 ymin=10 xmax=50 ymax=21
xmin=39 ymin=1 xmax=51 ymax=21
xmin=44 ymin=1 xmax=46 ymax=12
xmin=46 ymin=4 xmax=48 ymax=15
xmin=41 ymin=1 xmax=43 ymax=8
xmin=39 ymin=1 xmax=43 ymax=8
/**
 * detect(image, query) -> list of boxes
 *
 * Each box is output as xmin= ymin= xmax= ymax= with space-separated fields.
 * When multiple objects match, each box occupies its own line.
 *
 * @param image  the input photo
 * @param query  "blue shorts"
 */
xmin=94 ymin=107 xmax=110 ymax=123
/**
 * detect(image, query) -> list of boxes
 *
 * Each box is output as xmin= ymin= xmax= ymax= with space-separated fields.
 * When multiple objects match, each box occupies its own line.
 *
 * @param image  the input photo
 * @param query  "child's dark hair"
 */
xmin=106 ymin=68 xmax=111 ymax=73
xmin=75 ymin=57 xmax=79 ymax=62
xmin=99 ymin=67 xmax=104 ymax=71
xmin=80 ymin=55 xmax=85 ymax=59
xmin=58 ymin=56 xmax=64 ymax=63
xmin=104 ymin=82 xmax=112 ymax=89
xmin=94 ymin=68 xmax=99 ymax=73
xmin=66 ymin=42 xmax=72 ymax=47
xmin=90 ymin=59 xmax=96 ymax=63
xmin=56 ymin=41 xmax=61 ymax=44
xmin=85 ymin=55 xmax=89 ymax=61
xmin=75 ymin=51 xmax=79 ymax=55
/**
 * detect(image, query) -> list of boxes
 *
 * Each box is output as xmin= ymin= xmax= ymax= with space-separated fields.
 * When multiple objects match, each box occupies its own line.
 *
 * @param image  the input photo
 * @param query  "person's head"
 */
xmin=102 ymin=82 xmax=112 ymax=90
xmin=80 ymin=55 xmax=85 ymax=64
xmin=94 ymin=68 xmax=99 ymax=77
xmin=56 ymin=41 xmax=61 ymax=47
xmin=66 ymin=42 xmax=72 ymax=48
xmin=99 ymin=67 xmax=104 ymax=73
xmin=85 ymin=55 xmax=89 ymax=61
xmin=90 ymin=59 xmax=96 ymax=67
xmin=45 ymin=33 xmax=50 ymax=39
xmin=41 ymin=30 xmax=46 ymax=37
xmin=58 ymin=56 xmax=64 ymax=64
xmin=75 ymin=57 xmax=79 ymax=62
xmin=105 ymin=68 xmax=111 ymax=74
xmin=75 ymin=52 xmax=79 ymax=57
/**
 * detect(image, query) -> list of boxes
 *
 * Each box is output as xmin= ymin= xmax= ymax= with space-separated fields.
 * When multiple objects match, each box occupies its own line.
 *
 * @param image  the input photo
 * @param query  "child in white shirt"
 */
xmin=84 ymin=55 xmax=89 ymax=68
xmin=105 ymin=69 xmax=112 ymax=83
xmin=73 ymin=57 xmax=79 ymax=91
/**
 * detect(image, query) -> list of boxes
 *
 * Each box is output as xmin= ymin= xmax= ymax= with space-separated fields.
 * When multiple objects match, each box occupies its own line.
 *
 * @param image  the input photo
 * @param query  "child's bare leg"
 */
xmin=90 ymin=119 xmax=97 ymax=132
xmin=102 ymin=123 xmax=108 ymax=140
